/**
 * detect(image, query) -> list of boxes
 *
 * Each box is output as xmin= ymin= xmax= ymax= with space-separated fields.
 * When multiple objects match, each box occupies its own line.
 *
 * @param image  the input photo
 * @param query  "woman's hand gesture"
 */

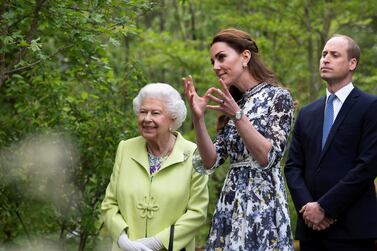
xmin=182 ymin=75 xmax=209 ymax=121
xmin=206 ymin=78 xmax=240 ymax=119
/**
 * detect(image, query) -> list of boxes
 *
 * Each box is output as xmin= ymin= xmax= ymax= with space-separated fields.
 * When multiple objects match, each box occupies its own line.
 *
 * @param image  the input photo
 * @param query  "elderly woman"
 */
xmin=101 ymin=83 xmax=209 ymax=251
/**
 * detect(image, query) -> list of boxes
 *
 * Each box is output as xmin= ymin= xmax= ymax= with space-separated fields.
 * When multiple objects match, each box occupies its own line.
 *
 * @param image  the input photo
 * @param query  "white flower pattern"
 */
xmin=195 ymin=83 xmax=294 ymax=251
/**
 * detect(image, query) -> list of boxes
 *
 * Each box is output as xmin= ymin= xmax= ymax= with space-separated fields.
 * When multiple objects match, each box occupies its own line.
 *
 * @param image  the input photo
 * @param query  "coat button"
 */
xmin=137 ymin=195 xmax=159 ymax=219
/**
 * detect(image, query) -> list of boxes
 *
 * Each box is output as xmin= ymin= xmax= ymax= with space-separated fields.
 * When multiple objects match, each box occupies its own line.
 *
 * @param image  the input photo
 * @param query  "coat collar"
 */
xmin=128 ymin=132 xmax=192 ymax=173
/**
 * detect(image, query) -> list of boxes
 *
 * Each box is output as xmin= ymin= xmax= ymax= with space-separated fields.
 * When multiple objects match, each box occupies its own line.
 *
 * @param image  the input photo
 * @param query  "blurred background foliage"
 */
xmin=1 ymin=0 xmax=376 ymax=250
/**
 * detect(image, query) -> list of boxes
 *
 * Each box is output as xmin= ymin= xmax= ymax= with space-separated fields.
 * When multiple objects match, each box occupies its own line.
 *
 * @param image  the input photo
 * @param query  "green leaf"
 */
xmin=29 ymin=38 xmax=42 ymax=52
xmin=81 ymin=91 xmax=89 ymax=100
xmin=18 ymin=40 xmax=29 ymax=47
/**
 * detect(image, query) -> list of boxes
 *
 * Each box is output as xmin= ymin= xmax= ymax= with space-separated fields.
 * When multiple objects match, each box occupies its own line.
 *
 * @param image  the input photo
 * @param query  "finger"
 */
xmin=218 ymin=78 xmax=231 ymax=96
xmin=315 ymin=222 xmax=327 ymax=230
xmin=207 ymin=93 xmax=224 ymax=104
xmin=323 ymin=217 xmax=334 ymax=226
xmin=133 ymin=241 xmax=152 ymax=250
xmin=182 ymin=77 xmax=187 ymax=90
xmin=327 ymin=216 xmax=336 ymax=224
xmin=184 ymin=76 xmax=200 ymax=105
xmin=183 ymin=75 xmax=195 ymax=92
xmin=137 ymin=244 xmax=153 ymax=251
xmin=207 ymin=104 xmax=222 ymax=112
xmin=182 ymin=77 xmax=191 ymax=98
xmin=187 ymin=75 xmax=194 ymax=90
xmin=304 ymin=218 xmax=312 ymax=227
xmin=313 ymin=223 xmax=327 ymax=231
xmin=208 ymin=87 xmax=225 ymax=99
xmin=204 ymin=87 xmax=220 ymax=101
xmin=312 ymin=224 xmax=320 ymax=231
xmin=299 ymin=205 xmax=306 ymax=214
xmin=182 ymin=79 xmax=188 ymax=100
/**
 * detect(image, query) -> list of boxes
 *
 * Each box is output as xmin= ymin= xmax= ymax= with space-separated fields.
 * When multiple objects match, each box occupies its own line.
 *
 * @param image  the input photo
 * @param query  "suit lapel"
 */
xmin=317 ymin=88 xmax=360 ymax=163
xmin=315 ymin=97 xmax=326 ymax=154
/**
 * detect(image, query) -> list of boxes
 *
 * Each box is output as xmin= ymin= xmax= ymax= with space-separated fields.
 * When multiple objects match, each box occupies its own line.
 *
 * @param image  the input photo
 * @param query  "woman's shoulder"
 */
xmin=263 ymin=84 xmax=294 ymax=105
xmin=118 ymin=136 xmax=144 ymax=148
xmin=247 ymin=83 xmax=292 ymax=104
xmin=264 ymin=83 xmax=292 ymax=95
xmin=176 ymin=132 xmax=196 ymax=150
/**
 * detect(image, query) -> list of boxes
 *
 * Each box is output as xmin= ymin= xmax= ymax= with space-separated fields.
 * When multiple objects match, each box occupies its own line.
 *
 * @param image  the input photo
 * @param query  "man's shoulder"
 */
xmin=353 ymin=87 xmax=377 ymax=101
xmin=300 ymin=97 xmax=324 ymax=112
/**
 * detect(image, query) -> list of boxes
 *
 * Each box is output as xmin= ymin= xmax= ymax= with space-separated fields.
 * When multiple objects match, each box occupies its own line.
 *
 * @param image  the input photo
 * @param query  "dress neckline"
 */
xmin=241 ymin=82 xmax=268 ymax=101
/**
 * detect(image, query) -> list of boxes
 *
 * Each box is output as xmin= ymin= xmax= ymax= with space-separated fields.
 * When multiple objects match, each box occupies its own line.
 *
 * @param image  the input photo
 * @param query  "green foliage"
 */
xmin=0 ymin=0 xmax=149 ymax=250
xmin=1 ymin=0 xmax=377 ymax=250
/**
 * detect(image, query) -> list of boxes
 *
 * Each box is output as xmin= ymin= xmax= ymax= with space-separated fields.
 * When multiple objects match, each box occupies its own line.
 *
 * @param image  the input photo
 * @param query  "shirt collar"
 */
xmin=326 ymin=82 xmax=354 ymax=104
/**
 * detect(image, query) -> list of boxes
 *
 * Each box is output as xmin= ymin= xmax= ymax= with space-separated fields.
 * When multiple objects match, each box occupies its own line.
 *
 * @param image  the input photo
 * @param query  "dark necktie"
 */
xmin=322 ymin=94 xmax=336 ymax=149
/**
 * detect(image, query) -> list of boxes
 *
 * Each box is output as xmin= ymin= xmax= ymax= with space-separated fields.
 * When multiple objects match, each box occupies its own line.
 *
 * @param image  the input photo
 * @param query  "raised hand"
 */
xmin=206 ymin=78 xmax=241 ymax=118
xmin=182 ymin=75 xmax=209 ymax=121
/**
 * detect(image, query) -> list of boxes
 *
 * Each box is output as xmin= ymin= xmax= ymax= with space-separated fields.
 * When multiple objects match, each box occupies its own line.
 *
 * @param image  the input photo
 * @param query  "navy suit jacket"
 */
xmin=285 ymin=87 xmax=377 ymax=240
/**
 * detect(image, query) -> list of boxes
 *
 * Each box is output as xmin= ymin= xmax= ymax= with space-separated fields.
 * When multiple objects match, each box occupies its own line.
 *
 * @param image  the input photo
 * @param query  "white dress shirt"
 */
xmin=325 ymin=82 xmax=354 ymax=122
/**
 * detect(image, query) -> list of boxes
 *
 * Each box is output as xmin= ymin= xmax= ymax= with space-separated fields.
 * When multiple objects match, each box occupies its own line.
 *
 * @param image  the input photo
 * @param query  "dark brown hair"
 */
xmin=212 ymin=28 xmax=280 ymax=131
xmin=210 ymin=28 xmax=279 ymax=86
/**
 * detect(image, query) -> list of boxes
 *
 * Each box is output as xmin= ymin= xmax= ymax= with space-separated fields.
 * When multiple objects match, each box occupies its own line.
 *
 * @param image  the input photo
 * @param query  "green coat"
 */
xmin=101 ymin=132 xmax=209 ymax=251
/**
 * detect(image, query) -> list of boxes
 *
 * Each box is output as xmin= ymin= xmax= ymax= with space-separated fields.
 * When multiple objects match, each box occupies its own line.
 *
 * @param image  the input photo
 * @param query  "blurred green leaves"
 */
xmin=1 ymin=0 xmax=377 ymax=250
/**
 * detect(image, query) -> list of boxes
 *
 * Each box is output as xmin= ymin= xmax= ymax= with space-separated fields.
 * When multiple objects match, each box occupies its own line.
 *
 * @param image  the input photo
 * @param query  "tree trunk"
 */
xmin=159 ymin=0 xmax=165 ymax=32
xmin=78 ymin=230 xmax=88 ymax=251
xmin=188 ymin=0 xmax=196 ymax=40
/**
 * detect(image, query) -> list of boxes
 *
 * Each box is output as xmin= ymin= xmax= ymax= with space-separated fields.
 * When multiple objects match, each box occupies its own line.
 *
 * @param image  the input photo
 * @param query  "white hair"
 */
xmin=132 ymin=83 xmax=187 ymax=130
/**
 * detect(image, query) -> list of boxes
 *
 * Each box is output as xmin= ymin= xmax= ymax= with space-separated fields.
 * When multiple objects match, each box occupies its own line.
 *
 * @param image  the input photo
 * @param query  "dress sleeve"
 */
xmin=101 ymin=141 xmax=129 ymax=241
xmin=192 ymin=128 xmax=229 ymax=175
xmin=263 ymin=88 xmax=294 ymax=169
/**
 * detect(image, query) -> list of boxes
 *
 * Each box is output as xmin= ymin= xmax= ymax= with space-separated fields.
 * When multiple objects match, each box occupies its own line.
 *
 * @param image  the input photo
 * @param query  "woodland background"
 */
xmin=1 ymin=0 xmax=377 ymax=250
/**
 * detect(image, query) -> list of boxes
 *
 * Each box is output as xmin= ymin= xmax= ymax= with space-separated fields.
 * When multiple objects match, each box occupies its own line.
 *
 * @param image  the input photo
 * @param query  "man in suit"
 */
xmin=285 ymin=34 xmax=377 ymax=251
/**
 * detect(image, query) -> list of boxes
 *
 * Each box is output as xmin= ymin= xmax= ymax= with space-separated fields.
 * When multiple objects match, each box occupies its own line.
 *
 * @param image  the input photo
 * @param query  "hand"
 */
xmin=310 ymin=216 xmax=335 ymax=231
xmin=137 ymin=237 xmax=164 ymax=251
xmin=300 ymin=202 xmax=335 ymax=231
xmin=300 ymin=202 xmax=325 ymax=225
xmin=182 ymin=75 xmax=209 ymax=121
xmin=118 ymin=232 xmax=153 ymax=251
xmin=205 ymin=78 xmax=241 ymax=118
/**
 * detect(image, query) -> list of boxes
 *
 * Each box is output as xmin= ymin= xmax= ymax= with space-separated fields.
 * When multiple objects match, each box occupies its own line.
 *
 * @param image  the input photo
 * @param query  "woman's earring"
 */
xmin=242 ymin=62 xmax=247 ymax=68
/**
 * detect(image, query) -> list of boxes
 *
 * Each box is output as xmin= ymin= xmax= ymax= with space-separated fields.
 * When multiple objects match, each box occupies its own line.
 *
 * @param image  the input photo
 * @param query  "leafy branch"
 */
xmin=0 ymin=45 xmax=72 ymax=87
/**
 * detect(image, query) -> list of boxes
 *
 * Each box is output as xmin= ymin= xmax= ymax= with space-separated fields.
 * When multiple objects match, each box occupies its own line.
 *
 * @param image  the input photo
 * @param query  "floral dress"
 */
xmin=148 ymin=152 xmax=168 ymax=175
xmin=194 ymin=83 xmax=294 ymax=251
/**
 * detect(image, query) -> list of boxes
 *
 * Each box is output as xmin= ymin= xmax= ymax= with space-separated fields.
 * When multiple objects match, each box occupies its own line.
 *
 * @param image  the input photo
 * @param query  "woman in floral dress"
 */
xmin=183 ymin=28 xmax=294 ymax=250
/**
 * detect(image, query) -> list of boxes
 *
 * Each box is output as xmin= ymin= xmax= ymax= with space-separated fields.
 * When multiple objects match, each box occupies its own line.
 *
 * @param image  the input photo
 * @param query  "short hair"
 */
xmin=330 ymin=34 xmax=360 ymax=65
xmin=132 ymin=83 xmax=187 ymax=130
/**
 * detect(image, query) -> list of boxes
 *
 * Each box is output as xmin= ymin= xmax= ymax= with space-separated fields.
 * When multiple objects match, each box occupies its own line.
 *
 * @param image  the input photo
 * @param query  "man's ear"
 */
xmin=349 ymin=58 xmax=357 ymax=71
